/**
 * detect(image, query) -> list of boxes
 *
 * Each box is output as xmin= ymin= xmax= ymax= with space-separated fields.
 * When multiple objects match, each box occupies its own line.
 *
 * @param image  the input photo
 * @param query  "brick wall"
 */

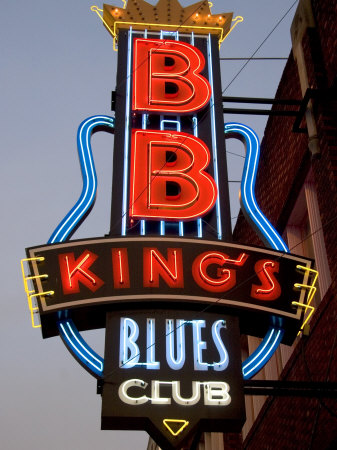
xmin=233 ymin=0 xmax=337 ymax=448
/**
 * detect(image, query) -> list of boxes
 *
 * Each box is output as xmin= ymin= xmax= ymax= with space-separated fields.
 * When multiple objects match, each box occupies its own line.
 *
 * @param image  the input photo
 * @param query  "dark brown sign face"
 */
xmin=27 ymin=236 xmax=312 ymax=340
xmin=101 ymin=309 xmax=245 ymax=450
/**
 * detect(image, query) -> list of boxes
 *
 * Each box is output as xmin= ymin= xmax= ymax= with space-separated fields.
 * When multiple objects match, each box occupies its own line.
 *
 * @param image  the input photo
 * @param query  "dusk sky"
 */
xmin=1 ymin=1 xmax=298 ymax=448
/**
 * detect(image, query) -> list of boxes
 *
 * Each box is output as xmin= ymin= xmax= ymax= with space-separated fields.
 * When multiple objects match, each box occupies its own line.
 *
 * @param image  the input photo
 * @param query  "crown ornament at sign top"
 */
xmin=101 ymin=0 xmax=234 ymax=47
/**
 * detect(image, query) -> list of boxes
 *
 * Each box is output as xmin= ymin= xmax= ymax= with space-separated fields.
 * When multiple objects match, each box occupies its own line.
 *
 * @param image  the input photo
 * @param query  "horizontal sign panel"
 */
xmin=102 ymin=310 xmax=245 ymax=450
xmin=26 ymin=237 xmax=312 ymax=339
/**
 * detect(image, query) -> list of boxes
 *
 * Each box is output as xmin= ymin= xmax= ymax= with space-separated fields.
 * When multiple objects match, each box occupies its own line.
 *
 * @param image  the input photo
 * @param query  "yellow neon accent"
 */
xmin=91 ymin=5 xmax=117 ymax=40
xmin=111 ymin=20 xmax=226 ymax=51
xmin=91 ymin=5 xmax=102 ymax=11
xmin=163 ymin=419 xmax=189 ymax=436
xmin=28 ymin=291 xmax=54 ymax=328
xmin=220 ymin=15 xmax=243 ymax=45
xmin=292 ymin=302 xmax=315 ymax=336
xmin=21 ymin=257 xmax=45 ymax=294
xmin=292 ymin=265 xmax=319 ymax=335
xmin=25 ymin=274 xmax=48 ymax=282
xmin=20 ymin=257 xmax=50 ymax=329
xmin=101 ymin=2 xmax=236 ymax=50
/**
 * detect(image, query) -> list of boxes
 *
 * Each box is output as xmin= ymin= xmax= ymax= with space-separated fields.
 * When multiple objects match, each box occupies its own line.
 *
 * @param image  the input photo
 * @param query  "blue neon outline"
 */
xmin=59 ymin=320 xmax=103 ymax=377
xmin=140 ymin=25 xmax=147 ymax=238
xmin=121 ymin=27 xmax=133 ymax=236
xmin=242 ymin=328 xmax=284 ymax=379
xmin=207 ymin=34 xmax=222 ymax=240
xmin=225 ymin=123 xmax=288 ymax=252
xmin=191 ymin=115 xmax=203 ymax=238
xmin=48 ymin=116 xmax=115 ymax=244
xmin=225 ymin=122 xmax=288 ymax=379
xmin=140 ymin=107 xmax=147 ymax=236
xmin=48 ymin=115 xmax=114 ymax=378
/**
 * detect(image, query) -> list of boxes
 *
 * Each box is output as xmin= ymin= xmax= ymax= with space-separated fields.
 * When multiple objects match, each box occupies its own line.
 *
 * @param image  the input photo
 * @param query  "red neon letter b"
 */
xmin=132 ymin=38 xmax=211 ymax=114
xmin=129 ymin=130 xmax=217 ymax=221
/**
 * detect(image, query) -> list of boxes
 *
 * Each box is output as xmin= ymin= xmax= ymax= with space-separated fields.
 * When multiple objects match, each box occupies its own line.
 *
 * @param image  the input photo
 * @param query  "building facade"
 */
xmin=235 ymin=0 xmax=337 ymax=448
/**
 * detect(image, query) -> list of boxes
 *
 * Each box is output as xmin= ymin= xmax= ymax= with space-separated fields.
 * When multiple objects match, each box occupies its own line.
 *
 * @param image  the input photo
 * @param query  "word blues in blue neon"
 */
xmin=119 ymin=317 xmax=229 ymax=371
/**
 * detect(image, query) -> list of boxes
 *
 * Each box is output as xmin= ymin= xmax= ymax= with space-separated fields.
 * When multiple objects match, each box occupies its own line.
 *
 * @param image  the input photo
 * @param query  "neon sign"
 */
xmin=102 ymin=310 xmax=245 ymax=449
xmin=26 ymin=237 xmax=312 ymax=342
xmin=21 ymin=1 xmax=318 ymax=449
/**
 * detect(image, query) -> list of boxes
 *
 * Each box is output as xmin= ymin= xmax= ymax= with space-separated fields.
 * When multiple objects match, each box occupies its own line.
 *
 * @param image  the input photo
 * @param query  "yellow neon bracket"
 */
xmin=220 ymin=16 xmax=243 ymax=46
xmin=20 ymin=257 xmax=52 ymax=329
xmin=292 ymin=265 xmax=319 ymax=336
xmin=110 ymin=20 xmax=227 ymax=52
xmin=91 ymin=5 xmax=117 ymax=41
xmin=28 ymin=291 xmax=54 ymax=328
xmin=163 ymin=419 xmax=189 ymax=436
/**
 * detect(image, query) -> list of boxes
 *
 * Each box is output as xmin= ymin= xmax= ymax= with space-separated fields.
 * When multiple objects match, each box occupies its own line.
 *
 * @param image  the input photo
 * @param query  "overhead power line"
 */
xmin=222 ymin=0 xmax=299 ymax=94
xmin=220 ymin=57 xmax=288 ymax=61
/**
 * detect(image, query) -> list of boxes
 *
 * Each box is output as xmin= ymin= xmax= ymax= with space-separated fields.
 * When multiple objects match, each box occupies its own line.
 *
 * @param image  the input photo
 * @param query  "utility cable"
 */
xmin=221 ymin=0 xmax=298 ymax=95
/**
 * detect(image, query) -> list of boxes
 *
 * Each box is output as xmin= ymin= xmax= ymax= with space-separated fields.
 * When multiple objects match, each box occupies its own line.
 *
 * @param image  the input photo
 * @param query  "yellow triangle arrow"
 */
xmin=163 ymin=419 xmax=189 ymax=436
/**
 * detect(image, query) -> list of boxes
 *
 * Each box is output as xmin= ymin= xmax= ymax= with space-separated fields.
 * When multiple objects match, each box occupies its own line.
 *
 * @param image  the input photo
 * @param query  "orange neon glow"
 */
xmin=250 ymin=260 xmax=281 ymax=301
xmin=143 ymin=248 xmax=184 ymax=288
xmin=58 ymin=251 xmax=104 ymax=295
xmin=192 ymin=251 xmax=248 ymax=293
xmin=111 ymin=248 xmax=130 ymax=289
xmin=132 ymin=38 xmax=211 ymax=114
xmin=129 ymin=129 xmax=217 ymax=221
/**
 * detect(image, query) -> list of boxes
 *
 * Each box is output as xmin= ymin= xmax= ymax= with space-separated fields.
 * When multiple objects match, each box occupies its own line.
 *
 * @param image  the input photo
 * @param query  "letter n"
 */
xmin=143 ymin=248 xmax=183 ymax=288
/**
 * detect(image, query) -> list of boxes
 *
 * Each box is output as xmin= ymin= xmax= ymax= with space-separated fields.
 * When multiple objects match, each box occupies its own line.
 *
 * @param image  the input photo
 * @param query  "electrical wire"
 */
xmin=221 ymin=0 xmax=299 ymax=95
xmin=220 ymin=57 xmax=288 ymax=60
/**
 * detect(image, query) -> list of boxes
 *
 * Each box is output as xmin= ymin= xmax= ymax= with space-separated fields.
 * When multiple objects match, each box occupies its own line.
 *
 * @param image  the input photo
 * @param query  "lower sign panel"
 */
xmin=101 ymin=310 xmax=245 ymax=449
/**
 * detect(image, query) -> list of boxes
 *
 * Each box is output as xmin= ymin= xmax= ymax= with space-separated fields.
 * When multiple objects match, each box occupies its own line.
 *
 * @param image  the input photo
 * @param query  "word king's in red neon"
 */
xmin=129 ymin=129 xmax=217 ymax=221
xmin=132 ymin=38 xmax=211 ymax=114
xmin=58 ymin=251 xmax=104 ymax=294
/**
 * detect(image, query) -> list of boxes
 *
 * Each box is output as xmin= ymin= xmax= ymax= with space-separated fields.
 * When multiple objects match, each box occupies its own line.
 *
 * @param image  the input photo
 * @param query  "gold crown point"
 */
xmin=103 ymin=1 xmax=233 ymax=44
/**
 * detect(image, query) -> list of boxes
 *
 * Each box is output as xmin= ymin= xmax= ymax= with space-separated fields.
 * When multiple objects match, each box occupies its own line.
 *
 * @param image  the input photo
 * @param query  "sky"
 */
xmin=1 ymin=1 xmax=299 ymax=449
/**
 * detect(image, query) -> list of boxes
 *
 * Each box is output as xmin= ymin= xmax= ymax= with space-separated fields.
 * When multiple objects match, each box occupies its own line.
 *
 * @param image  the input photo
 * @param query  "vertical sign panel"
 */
xmin=102 ymin=310 xmax=245 ymax=450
